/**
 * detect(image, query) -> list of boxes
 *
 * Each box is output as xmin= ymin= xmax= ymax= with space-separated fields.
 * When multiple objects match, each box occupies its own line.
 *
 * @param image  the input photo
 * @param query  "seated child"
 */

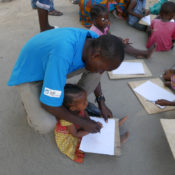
xmin=127 ymin=0 xmax=149 ymax=31
xmin=156 ymin=69 xmax=175 ymax=106
xmin=146 ymin=2 xmax=175 ymax=52
xmin=90 ymin=4 xmax=155 ymax=59
xmin=55 ymin=84 xmax=129 ymax=163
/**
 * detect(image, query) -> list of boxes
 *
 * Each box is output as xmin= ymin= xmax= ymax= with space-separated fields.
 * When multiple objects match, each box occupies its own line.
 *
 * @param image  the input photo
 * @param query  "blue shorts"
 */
xmin=36 ymin=0 xmax=54 ymax=11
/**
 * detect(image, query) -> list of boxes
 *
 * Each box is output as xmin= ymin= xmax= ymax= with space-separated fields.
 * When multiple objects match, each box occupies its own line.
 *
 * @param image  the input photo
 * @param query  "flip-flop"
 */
xmin=49 ymin=10 xmax=63 ymax=16
xmin=72 ymin=0 xmax=80 ymax=4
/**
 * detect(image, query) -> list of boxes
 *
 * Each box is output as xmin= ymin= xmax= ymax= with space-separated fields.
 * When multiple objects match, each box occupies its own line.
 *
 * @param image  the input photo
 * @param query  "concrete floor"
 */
xmin=0 ymin=0 xmax=175 ymax=175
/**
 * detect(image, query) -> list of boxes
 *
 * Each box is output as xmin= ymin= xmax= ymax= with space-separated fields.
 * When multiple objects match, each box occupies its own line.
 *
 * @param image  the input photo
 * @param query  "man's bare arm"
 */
xmin=41 ymin=103 xmax=102 ymax=133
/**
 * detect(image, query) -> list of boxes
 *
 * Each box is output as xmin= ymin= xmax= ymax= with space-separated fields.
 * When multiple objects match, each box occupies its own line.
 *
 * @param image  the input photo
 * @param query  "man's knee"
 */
xmin=27 ymin=114 xmax=57 ymax=134
xmin=78 ymin=71 xmax=102 ymax=95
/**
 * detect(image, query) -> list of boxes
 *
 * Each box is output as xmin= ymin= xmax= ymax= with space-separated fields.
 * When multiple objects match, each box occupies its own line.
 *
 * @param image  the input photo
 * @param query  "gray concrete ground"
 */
xmin=0 ymin=0 xmax=175 ymax=174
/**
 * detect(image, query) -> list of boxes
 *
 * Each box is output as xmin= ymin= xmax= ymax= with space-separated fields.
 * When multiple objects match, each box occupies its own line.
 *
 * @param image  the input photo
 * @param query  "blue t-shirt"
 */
xmin=8 ymin=28 xmax=98 ymax=107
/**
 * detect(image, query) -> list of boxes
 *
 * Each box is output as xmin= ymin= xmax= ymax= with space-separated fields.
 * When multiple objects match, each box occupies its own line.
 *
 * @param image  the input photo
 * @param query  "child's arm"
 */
xmin=127 ymin=0 xmax=144 ymax=19
xmin=67 ymin=124 xmax=89 ymax=138
xmin=84 ymin=110 xmax=90 ymax=119
xmin=155 ymin=100 xmax=175 ymax=106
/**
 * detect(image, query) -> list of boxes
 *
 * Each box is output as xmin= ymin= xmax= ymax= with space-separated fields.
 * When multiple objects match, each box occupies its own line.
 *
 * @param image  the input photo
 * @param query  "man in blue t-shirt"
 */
xmin=8 ymin=28 xmax=124 ymax=134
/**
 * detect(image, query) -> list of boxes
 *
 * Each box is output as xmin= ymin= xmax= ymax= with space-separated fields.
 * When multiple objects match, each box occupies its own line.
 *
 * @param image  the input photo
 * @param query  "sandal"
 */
xmin=72 ymin=0 xmax=80 ymax=4
xmin=49 ymin=10 xmax=63 ymax=16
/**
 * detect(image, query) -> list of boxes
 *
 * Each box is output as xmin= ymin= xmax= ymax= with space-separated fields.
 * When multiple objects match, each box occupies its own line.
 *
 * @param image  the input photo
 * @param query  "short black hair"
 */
xmin=90 ymin=4 xmax=108 ymax=20
xmin=91 ymin=34 xmax=125 ymax=62
xmin=160 ymin=1 xmax=175 ymax=17
xmin=63 ymin=84 xmax=85 ymax=108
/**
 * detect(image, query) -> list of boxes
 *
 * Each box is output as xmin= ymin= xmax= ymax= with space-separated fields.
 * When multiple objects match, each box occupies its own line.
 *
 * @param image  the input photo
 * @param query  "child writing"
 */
xmin=127 ymin=0 xmax=149 ymax=31
xmin=146 ymin=2 xmax=175 ymax=52
xmin=156 ymin=69 xmax=175 ymax=106
xmin=90 ymin=4 xmax=155 ymax=59
xmin=55 ymin=84 xmax=129 ymax=163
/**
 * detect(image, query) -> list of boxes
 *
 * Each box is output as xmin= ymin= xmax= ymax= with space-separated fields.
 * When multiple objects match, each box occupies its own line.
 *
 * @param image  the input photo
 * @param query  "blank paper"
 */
xmin=134 ymin=81 xmax=175 ymax=102
xmin=112 ymin=62 xmax=145 ymax=75
xmin=80 ymin=117 xmax=116 ymax=155
xmin=141 ymin=15 xmax=151 ymax=25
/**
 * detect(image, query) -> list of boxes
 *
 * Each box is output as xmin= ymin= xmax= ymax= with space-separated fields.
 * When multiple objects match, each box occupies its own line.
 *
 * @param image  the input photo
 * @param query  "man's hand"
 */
xmin=163 ymin=69 xmax=175 ymax=81
xmin=155 ymin=99 xmax=174 ymax=106
xmin=99 ymin=101 xmax=113 ymax=122
xmin=81 ymin=118 xmax=102 ymax=133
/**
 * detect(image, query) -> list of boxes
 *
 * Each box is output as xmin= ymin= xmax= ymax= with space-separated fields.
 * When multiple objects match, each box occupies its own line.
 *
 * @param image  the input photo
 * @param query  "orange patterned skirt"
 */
xmin=55 ymin=120 xmax=84 ymax=163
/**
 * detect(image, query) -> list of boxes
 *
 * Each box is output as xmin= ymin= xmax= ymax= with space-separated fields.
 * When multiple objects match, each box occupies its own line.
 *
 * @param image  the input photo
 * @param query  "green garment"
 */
xmin=149 ymin=0 xmax=167 ymax=15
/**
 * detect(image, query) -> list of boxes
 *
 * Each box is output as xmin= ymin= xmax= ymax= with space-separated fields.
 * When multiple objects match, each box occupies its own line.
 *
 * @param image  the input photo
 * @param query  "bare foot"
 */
xmin=145 ymin=44 xmax=156 ymax=59
xmin=119 ymin=116 xmax=128 ymax=127
xmin=120 ymin=132 xmax=129 ymax=144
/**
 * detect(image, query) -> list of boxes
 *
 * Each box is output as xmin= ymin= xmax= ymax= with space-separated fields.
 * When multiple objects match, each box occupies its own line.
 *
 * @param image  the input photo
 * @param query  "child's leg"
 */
xmin=37 ymin=8 xmax=54 ymax=32
xmin=120 ymin=132 xmax=129 ymax=144
xmin=119 ymin=117 xmax=129 ymax=144
xmin=119 ymin=116 xmax=128 ymax=127
xmin=124 ymin=44 xmax=155 ymax=59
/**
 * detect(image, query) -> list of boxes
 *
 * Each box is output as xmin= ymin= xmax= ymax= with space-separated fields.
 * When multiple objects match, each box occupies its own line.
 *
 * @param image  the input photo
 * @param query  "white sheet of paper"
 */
xmin=141 ymin=15 xmax=151 ymax=25
xmin=80 ymin=117 xmax=115 ymax=155
xmin=134 ymin=81 xmax=175 ymax=108
xmin=112 ymin=62 xmax=145 ymax=75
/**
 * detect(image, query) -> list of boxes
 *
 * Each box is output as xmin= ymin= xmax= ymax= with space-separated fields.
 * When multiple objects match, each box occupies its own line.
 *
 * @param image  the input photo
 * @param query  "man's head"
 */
xmin=83 ymin=34 xmax=124 ymax=74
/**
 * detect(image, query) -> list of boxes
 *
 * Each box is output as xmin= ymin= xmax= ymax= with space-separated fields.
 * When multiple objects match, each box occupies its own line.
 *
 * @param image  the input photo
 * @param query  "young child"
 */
xmin=90 ymin=4 xmax=155 ymax=59
xmin=55 ymin=84 xmax=129 ymax=163
xmin=146 ymin=2 xmax=175 ymax=52
xmin=127 ymin=0 xmax=149 ymax=31
xmin=156 ymin=69 xmax=175 ymax=106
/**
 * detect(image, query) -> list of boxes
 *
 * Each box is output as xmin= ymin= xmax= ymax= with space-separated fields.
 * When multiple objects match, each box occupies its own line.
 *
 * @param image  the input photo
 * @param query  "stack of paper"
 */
xmin=134 ymin=81 xmax=175 ymax=107
xmin=80 ymin=117 xmax=116 ymax=155
xmin=112 ymin=62 xmax=145 ymax=75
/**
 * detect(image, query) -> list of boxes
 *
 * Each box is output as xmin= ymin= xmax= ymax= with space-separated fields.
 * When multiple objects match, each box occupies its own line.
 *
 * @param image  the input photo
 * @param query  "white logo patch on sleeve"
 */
xmin=44 ymin=87 xmax=62 ymax=98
